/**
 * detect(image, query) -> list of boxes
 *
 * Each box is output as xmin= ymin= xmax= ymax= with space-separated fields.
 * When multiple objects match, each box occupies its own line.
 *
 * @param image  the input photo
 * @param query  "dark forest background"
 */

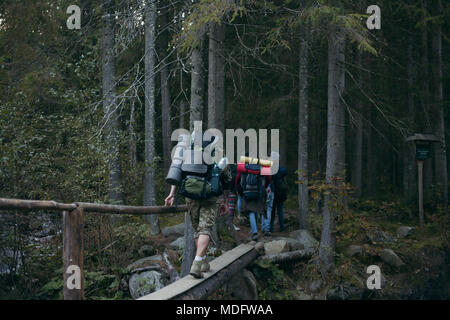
xmin=0 ymin=0 xmax=448 ymax=300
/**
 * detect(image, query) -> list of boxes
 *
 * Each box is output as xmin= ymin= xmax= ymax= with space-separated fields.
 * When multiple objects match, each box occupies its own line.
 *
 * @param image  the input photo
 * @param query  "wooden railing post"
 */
xmin=63 ymin=207 xmax=84 ymax=300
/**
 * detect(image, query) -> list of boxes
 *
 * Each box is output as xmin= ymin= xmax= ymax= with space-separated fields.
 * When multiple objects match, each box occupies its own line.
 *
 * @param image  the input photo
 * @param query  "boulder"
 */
xmin=309 ymin=279 xmax=322 ymax=293
xmin=129 ymin=270 xmax=169 ymax=299
xmin=348 ymin=245 xmax=364 ymax=257
xmin=327 ymin=286 xmax=350 ymax=300
xmin=126 ymin=255 xmax=164 ymax=272
xmin=207 ymin=247 xmax=219 ymax=256
xmin=254 ymin=242 xmax=265 ymax=255
xmin=396 ymin=226 xmax=415 ymax=238
xmin=162 ymin=222 xmax=185 ymax=237
xmin=289 ymin=229 xmax=319 ymax=250
xmin=327 ymin=284 xmax=365 ymax=300
xmin=138 ymin=245 xmax=156 ymax=257
xmin=274 ymin=237 xmax=305 ymax=251
xmin=380 ymin=273 xmax=387 ymax=288
xmin=229 ymin=269 xmax=258 ymax=300
xmin=367 ymin=228 xmax=396 ymax=243
xmin=380 ymin=248 xmax=405 ymax=267
xmin=170 ymin=237 xmax=185 ymax=251
xmin=264 ymin=240 xmax=289 ymax=255
xmin=286 ymin=239 xmax=305 ymax=251
xmin=295 ymin=291 xmax=312 ymax=300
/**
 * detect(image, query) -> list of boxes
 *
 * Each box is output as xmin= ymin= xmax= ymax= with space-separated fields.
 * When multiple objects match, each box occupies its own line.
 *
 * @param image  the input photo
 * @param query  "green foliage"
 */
xmin=40 ymin=277 xmax=63 ymax=300
xmin=0 ymin=212 xmax=62 ymax=300
xmin=307 ymin=170 xmax=352 ymax=216
xmin=174 ymin=0 xmax=246 ymax=52
xmin=250 ymin=258 xmax=295 ymax=300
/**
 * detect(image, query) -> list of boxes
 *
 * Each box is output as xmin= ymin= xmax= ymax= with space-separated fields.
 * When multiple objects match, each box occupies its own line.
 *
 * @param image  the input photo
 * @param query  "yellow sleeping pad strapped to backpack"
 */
xmin=239 ymin=156 xmax=273 ymax=167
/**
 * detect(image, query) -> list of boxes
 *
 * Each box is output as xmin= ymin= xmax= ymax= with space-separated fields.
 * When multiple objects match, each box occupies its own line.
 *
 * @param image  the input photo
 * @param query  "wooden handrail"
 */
xmin=0 ymin=197 xmax=187 ymax=215
xmin=75 ymin=202 xmax=187 ymax=214
xmin=0 ymin=197 xmax=188 ymax=300
xmin=0 ymin=198 xmax=77 ymax=211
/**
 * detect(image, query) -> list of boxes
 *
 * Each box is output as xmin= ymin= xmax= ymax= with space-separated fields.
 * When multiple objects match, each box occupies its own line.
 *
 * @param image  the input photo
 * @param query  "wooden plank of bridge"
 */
xmin=63 ymin=207 xmax=84 ymax=300
xmin=139 ymin=243 xmax=256 ymax=300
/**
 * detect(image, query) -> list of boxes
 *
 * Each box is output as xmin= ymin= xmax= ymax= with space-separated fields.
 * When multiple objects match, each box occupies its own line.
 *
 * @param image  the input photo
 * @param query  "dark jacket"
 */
xmin=235 ymin=173 xmax=270 ymax=215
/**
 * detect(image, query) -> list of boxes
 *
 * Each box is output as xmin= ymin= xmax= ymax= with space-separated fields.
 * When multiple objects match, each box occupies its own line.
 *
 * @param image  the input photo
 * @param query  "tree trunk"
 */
xmin=102 ymin=0 xmax=123 ymax=204
xmin=189 ymin=27 xmax=206 ymax=130
xmin=280 ymin=105 xmax=288 ymax=166
xmin=160 ymin=4 xmax=172 ymax=175
xmin=419 ymin=0 xmax=433 ymax=192
xmin=419 ymin=0 xmax=432 ymax=131
xmin=351 ymin=50 xmax=363 ymax=199
xmin=298 ymin=22 xmax=309 ymax=230
xmin=365 ymin=106 xmax=377 ymax=197
xmin=144 ymin=0 xmax=160 ymax=234
xmin=319 ymin=24 xmax=346 ymax=273
xmin=431 ymin=0 xmax=448 ymax=207
xmin=129 ymin=96 xmax=137 ymax=168
xmin=179 ymin=100 xmax=186 ymax=129
xmin=208 ymin=22 xmax=225 ymax=133
xmin=403 ymin=39 xmax=416 ymax=203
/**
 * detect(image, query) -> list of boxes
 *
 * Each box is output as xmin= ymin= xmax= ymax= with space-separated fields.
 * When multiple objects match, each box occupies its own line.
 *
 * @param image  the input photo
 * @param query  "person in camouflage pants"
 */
xmin=185 ymin=197 xmax=219 ymax=240
xmin=165 ymin=164 xmax=232 ymax=278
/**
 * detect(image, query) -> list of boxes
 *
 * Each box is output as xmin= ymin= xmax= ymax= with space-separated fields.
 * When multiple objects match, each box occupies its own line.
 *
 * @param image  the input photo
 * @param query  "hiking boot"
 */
xmin=189 ymin=260 xmax=203 ymax=279
xmin=263 ymin=231 xmax=271 ymax=238
xmin=252 ymin=233 xmax=258 ymax=241
xmin=201 ymin=260 xmax=210 ymax=272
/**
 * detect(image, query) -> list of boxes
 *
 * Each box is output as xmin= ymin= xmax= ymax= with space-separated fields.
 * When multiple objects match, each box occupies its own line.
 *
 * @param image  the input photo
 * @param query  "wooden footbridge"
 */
xmin=139 ymin=243 xmax=263 ymax=300
xmin=0 ymin=197 xmax=264 ymax=300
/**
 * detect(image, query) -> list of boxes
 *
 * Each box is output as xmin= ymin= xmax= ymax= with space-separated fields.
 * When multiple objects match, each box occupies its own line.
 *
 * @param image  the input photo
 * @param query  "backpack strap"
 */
xmin=234 ymin=172 xmax=241 ymax=191
xmin=201 ymin=177 xmax=207 ymax=199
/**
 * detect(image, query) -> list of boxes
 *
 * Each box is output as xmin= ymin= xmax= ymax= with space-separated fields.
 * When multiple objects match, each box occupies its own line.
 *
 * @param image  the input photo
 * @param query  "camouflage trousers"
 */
xmin=185 ymin=196 xmax=219 ymax=240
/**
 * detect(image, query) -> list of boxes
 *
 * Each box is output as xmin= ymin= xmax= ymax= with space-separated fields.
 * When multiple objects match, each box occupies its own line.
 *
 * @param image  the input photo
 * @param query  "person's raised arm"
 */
xmin=164 ymin=185 xmax=177 ymax=206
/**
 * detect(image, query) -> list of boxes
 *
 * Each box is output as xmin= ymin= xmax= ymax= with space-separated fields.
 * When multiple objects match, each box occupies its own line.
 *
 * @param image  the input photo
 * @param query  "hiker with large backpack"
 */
xmin=236 ymin=162 xmax=271 ymax=241
xmin=164 ymin=131 xmax=232 ymax=279
xmin=270 ymin=166 xmax=288 ymax=232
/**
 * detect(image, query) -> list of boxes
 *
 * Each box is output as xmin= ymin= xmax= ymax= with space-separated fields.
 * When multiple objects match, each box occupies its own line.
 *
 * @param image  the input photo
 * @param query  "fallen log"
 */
xmin=140 ymin=243 xmax=264 ymax=300
xmin=176 ymin=245 xmax=260 ymax=300
xmin=262 ymin=248 xmax=315 ymax=263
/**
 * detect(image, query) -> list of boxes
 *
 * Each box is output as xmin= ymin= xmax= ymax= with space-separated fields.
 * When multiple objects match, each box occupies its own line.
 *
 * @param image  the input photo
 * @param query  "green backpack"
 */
xmin=178 ymin=162 xmax=222 ymax=200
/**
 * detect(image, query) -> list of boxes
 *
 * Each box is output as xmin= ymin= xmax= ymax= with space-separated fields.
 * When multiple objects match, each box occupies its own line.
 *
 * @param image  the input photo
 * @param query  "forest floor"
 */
xmin=2 ymin=198 xmax=447 ymax=300
xmin=154 ymin=200 xmax=449 ymax=300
